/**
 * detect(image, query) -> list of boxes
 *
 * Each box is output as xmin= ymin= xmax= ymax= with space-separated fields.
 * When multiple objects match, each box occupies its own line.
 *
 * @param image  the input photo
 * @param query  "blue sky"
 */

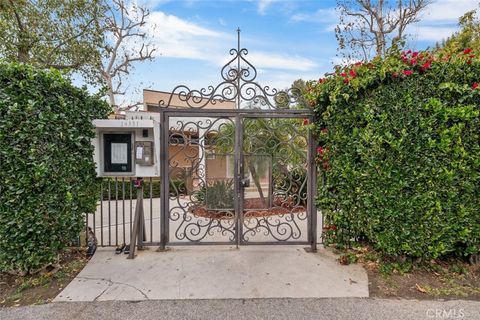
xmin=115 ymin=0 xmax=479 ymax=107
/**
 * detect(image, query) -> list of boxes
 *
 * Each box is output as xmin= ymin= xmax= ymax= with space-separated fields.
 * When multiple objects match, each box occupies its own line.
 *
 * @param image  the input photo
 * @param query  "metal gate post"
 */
xmin=159 ymin=111 xmax=169 ymax=250
xmin=234 ymin=114 xmax=243 ymax=247
xmin=307 ymin=115 xmax=317 ymax=252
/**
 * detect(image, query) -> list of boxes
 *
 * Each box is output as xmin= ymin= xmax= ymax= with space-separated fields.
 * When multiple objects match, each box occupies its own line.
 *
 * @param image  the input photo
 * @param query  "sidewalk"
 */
xmin=2 ymin=298 xmax=479 ymax=320
xmin=54 ymin=246 xmax=368 ymax=301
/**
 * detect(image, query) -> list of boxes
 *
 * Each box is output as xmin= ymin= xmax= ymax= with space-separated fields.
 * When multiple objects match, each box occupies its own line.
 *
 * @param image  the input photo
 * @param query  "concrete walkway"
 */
xmin=55 ymin=246 xmax=368 ymax=302
xmin=3 ymin=298 xmax=480 ymax=320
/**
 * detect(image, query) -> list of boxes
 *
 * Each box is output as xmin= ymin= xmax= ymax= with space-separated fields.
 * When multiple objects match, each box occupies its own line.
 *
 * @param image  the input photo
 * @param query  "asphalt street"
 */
xmin=1 ymin=298 xmax=479 ymax=320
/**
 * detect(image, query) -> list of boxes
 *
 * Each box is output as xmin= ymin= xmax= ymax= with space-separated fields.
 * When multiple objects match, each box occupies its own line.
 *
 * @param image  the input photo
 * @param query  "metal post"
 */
xmin=149 ymin=177 xmax=153 ymax=242
xmin=138 ymin=186 xmax=145 ymax=248
xmin=122 ymin=177 xmax=125 ymax=245
xmin=268 ymin=154 xmax=273 ymax=209
xmin=108 ymin=179 xmax=111 ymax=246
xmin=159 ymin=112 xmax=169 ymax=250
xmin=127 ymin=178 xmax=144 ymax=259
xmin=115 ymin=177 xmax=119 ymax=246
xmin=100 ymin=182 xmax=103 ymax=246
xmin=306 ymin=115 xmax=317 ymax=252
xmin=235 ymin=114 xmax=244 ymax=247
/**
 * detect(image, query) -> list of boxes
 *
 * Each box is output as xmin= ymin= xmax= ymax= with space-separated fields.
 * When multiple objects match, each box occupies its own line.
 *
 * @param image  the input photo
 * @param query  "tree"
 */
xmin=443 ymin=7 xmax=480 ymax=53
xmin=0 ymin=0 xmax=104 ymax=72
xmin=335 ymin=0 xmax=431 ymax=61
xmin=96 ymin=0 xmax=156 ymax=111
xmin=0 ymin=0 xmax=157 ymax=110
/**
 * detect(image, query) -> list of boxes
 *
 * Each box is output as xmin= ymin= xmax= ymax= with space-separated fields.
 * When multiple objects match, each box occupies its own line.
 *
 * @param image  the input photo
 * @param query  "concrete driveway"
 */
xmin=54 ymin=246 xmax=368 ymax=302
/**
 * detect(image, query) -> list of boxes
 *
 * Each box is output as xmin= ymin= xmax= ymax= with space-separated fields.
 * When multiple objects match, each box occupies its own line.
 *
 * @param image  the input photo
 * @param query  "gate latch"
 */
xmin=240 ymin=178 xmax=250 ymax=188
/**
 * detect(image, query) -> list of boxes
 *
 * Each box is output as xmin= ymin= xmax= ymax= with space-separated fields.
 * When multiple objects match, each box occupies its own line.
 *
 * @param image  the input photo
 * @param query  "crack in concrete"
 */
xmin=77 ymin=276 xmax=150 ymax=300
xmin=93 ymin=287 xmax=110 ymax=302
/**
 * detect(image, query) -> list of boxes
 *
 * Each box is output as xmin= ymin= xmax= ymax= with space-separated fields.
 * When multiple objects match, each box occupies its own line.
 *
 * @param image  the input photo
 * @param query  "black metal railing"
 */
xmin=86 ymin=177 xmax=161 ymax=247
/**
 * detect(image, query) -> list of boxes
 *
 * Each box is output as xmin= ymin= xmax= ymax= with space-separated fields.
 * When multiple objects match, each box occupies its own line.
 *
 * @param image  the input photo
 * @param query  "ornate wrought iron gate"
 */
xmin=157 ymin=30 xmax=317 ymax=250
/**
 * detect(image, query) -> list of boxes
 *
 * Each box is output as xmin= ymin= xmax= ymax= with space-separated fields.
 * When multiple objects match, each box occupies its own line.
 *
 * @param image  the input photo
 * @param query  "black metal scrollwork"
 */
xmin=159 ymin=30 xmax=306 ymax=110
xmin=163 ymin=30 xmax=312 ymax=245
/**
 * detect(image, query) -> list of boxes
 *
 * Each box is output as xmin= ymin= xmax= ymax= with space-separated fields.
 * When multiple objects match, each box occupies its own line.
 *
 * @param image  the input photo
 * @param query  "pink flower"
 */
xmin=303 ymin=118 xmax=309 ymax=125
xmin=340 ymin=72 xmax=347 ymax=77
xmin=316 ymin=146 xmax=324 ymax=155
xmin=410 ymin=59 xmax=417 ymax=65
xmin=349 ymin=69 xmax=357 ymax=78
xmin=464 ymin=48 xmax=473 ymax=54
xmin=472 ymin=82 xmax=479 ymax=90
xmin=412 ymin=52 xmax=419 ymax=57
xmin=403 ymin=70 xmax=413 ymax=76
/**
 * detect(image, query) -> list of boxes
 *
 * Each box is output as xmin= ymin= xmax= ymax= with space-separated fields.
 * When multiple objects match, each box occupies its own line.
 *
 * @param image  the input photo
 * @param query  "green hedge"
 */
xmin=308 ymin=49 xmax=480 ymax=260
xmin=0 ymin=63 xmax=110 ymax=273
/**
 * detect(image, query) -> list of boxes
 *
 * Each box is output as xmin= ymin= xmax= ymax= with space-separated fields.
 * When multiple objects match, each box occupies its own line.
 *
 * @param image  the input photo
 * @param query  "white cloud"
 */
xmin=412 ymin=25 xmax=458 ymax=41
xmin=289 ymin=7 xmax=341 ymax=33
xmin=253 ymin=70 xmax=325 ymax=91
xmin=409 ymin=0 xmax=479 ymax=42
xmin=145 ymin=11 xmax=227 ymax=60
xmin=258 ymin=0 xmax=278 ymax=15
xmin=420 ymin=0 xmax=478 ymax=24
xmin=290 ymin=7 xmax=338 ymax=24
xmin=247 ymin=52 xmax=318 ymax=72
xmin=246 ymin=0 xmax=279 ymax=15
xmin=144 ymin=10 xmax=318 ymax=72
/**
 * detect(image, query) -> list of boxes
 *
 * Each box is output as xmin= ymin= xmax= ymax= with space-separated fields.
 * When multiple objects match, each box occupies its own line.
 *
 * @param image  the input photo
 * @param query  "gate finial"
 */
xmin=237 ymin=28 xmax=241 ymax=52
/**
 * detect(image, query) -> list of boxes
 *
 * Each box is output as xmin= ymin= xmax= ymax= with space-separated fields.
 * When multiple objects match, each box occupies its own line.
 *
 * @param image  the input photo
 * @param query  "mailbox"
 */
xmin=135 ymin=141 xmax=154 ymax=166
xmin=92 ymin=117 xmax=160 ymax=177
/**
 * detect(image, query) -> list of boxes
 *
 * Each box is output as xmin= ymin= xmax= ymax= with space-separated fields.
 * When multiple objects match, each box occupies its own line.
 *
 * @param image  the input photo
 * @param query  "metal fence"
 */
xmin=86 ymin=177 xmax=161 ymax=247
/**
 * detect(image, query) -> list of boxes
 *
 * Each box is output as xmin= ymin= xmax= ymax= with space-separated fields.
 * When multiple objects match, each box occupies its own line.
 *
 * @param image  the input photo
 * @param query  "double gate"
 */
xmin=159 ymin=110 xmax=316 ymax=250
xmin=90 ymin=31 xmax=318 ymax=251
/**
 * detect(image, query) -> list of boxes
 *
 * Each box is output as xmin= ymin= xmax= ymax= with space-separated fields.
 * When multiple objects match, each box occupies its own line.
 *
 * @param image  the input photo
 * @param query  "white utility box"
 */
xmin=92 ymin=118 xmax=160 ymax=177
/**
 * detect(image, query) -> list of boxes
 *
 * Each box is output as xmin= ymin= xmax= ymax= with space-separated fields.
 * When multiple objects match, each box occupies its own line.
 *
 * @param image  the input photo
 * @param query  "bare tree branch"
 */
xmin=336 ymin=0 xmax=432 ymax=61
xmin=97 ymin=0 xmax=156 ymax=111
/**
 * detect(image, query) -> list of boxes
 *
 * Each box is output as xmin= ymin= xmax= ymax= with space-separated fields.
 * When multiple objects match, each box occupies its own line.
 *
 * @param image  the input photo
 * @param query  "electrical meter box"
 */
xmin=92 ymin=117 xmax=160 ymax=177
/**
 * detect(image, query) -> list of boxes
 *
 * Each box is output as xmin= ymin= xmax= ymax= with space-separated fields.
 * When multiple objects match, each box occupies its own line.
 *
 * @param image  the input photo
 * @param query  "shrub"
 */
xmin=193 ymin=180 xmax=234 ymax=210
xmin=307 ymin=49 xmax=480 ymax=260
xmin=0 ymin=63 xmax=110 ymax=273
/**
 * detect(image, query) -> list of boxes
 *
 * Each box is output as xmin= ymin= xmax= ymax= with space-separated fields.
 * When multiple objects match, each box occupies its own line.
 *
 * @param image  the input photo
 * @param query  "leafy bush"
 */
xmin=307 ymin=49 xmax=480 ymax=260
xmin=193 ymin=180 xmax=234 ymax=210
xmin=0 ymin=63 xmax=110 ymax=273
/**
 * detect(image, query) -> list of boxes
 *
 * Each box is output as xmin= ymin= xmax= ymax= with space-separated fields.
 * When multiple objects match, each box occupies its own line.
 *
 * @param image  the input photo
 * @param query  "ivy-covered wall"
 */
xmin=307 ymin=49 xmax=480 ymax=260
xmin=0 ymin=63 xmax=110 ymax=273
